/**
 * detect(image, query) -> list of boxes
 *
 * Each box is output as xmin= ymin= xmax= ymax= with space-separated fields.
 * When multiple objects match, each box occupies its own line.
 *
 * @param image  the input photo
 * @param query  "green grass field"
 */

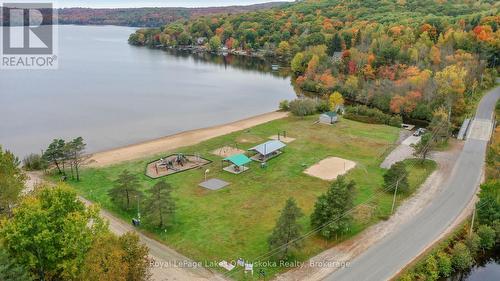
xmin=59 ymin=116 xmax=436 ymax=279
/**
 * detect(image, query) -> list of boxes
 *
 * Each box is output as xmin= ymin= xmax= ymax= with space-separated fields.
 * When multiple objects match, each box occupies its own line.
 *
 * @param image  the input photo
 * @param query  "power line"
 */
xmin=222 ymin=122 xmax=446 ymax=278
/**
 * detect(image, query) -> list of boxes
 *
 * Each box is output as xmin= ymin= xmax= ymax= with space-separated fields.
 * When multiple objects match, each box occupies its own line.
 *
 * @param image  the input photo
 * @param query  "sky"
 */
xmin=5 ymin=1 xmax=295 ymax=8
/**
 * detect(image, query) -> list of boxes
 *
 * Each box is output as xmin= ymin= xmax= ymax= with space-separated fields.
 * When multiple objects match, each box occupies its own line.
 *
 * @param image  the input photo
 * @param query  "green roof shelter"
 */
xmin=223 ymin=154 xmax=251 ymax=174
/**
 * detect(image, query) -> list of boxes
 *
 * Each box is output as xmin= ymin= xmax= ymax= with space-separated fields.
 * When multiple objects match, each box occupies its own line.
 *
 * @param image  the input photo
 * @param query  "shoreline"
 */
xmin=88 ymin=111 xmax=288 ymax=167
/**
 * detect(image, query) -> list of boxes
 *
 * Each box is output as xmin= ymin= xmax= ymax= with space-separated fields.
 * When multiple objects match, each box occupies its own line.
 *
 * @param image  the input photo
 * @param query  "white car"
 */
xmin=413 ymin=128 xmax=427 ymax=136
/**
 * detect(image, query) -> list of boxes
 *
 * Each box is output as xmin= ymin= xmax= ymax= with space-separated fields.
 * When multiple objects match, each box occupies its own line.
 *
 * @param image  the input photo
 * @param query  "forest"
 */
xmin=130 ymin=0 xmax=499 ymax=126
xmin=55 ymin=2 xmax=286 ymax=27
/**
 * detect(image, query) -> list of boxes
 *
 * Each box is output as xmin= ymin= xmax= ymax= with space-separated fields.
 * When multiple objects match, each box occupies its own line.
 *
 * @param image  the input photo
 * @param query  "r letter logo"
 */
xmin=1 ymin=2 xmax=58 ymax=69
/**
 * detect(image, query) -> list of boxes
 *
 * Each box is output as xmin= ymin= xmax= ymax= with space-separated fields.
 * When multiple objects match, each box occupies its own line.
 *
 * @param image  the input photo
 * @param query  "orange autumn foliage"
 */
xmin=319 ymin=72 xmax=336 ymax=89
xmin=390 ymin=91 xmax=422 ymax=114
xmin=215 ymin=27 xmax=224 ymax=37
xmin=473 ymin=25 xmax=493 ymax=41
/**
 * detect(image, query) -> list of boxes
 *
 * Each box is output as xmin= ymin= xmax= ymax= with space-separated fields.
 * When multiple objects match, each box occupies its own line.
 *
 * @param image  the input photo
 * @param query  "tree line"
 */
xmin=23 ymin=137 xmax=88 ymax=182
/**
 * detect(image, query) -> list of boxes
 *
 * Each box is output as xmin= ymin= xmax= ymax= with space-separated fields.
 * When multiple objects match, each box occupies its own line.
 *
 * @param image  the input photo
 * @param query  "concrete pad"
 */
xmin=199 ymin=178 xmax=230 ymax=190
xmin=402 ymin=135 xmax=421 ymax=146
xmin=304 ymin=157 xmax=356 ymax=181
xmin=223 ymin=165 xmax=249 ymax=174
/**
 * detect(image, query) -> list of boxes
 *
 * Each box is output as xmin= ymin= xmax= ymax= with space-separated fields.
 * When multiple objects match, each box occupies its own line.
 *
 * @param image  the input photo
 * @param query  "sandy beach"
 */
xmin=89 ymin=111 xmax=288 ymax=167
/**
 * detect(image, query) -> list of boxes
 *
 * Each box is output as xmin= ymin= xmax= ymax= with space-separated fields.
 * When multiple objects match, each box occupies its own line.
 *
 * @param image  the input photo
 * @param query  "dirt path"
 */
xmin=274 ymin=141 xmax=464 ymax=281
xmin=25 ymin=172 xmax=226 ymax=281
xmin=89 ymin=112 xmax=288 ymax=167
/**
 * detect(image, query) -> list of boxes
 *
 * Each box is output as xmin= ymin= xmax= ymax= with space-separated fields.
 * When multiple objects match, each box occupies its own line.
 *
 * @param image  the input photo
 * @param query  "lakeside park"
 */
xmin=58 ymin=114 xmax=436 ymax=278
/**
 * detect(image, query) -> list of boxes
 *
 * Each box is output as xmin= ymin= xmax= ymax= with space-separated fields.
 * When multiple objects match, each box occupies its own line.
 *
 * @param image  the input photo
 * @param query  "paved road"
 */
xmin=326 ymin=85 xmax=500 ymax=281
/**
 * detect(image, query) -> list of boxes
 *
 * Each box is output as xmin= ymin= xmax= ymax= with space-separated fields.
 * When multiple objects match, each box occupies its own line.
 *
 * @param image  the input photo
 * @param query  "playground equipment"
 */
xmin=145 ymin=154 xmax=212 ymax=179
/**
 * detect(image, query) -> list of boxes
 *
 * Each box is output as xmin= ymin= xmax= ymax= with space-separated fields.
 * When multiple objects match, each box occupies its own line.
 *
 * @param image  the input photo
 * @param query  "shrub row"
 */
xmin=344 ymin=105 xmax=402 ymax=127
xmin=23 ymin=153 xmax=48 ymax=171
xmin=280 ymin=98 xmax=329 ymax=117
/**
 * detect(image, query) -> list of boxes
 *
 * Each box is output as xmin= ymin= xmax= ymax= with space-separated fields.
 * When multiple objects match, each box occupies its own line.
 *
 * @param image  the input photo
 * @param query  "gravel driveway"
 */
xmin=380 ymin=133 xmax=421 ymax=169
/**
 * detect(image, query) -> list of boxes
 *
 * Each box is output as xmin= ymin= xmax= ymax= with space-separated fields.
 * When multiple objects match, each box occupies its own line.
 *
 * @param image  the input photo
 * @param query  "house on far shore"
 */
xmin=332 ymin=51 xmax=343 ymax=62
xmin=319 ymin=111 xmax=339 ymax=125
xmin=196 ymin=37 xmax=207 ymax=45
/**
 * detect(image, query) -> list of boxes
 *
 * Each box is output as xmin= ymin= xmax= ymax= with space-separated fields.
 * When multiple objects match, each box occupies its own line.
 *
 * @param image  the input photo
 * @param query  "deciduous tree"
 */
xmin=476 ymin=181 xmax=500 ymax=225
xmin=208 ymin=36 xmax=221 ymax=51
xmin=0 ymin=146 xmax=26 ymax=216
xmin=434 ymin=65 xmax=467 ymax=120
xmin=80 ymin=233 xmax=128 ymax=281
xmin=0 ymin=186 xmax=107 ymax=280
xmin=329 ymin=91 xmax=344 ymax=111
xmin=276 ymin=41 xmax=291 ymax=57
xmin=383 ymin=161 xmax=409 ymax=193
xmin=413 ymin=132 xmax=433 ymax=161
xmin=119 ymin=232 xmax=150 ymax=281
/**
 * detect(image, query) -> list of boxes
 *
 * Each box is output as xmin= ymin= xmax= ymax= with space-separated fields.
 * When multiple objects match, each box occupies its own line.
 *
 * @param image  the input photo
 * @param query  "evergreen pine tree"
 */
xmin=327 ymin=33 xmax=343 ymax=56
xmin=268 ymin=198 xmax=304 ymax=260
xmin=108 ymin=170 xmax=142 ymax=211
xmin=143 ymin=180 xmax=176 ymax=229
xmin=310 ymin=176 xmax=355 ymax=239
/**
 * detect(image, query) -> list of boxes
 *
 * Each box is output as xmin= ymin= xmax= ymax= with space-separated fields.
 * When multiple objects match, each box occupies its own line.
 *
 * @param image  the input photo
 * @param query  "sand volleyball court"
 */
xmin=304 ymin=157 xmax=356 ymax=181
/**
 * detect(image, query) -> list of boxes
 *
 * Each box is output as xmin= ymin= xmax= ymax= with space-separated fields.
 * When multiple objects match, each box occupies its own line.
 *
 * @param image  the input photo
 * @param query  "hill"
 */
xmin=130 ymin=0 xmax=499 ymax=125
xmin=55 ymin=2 xmax=288 ymax=27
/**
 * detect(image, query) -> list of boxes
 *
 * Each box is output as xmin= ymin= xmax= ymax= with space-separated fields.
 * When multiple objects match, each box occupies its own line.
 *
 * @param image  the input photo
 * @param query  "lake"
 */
xmin=0 ymin=25 xmax=295 ymax=158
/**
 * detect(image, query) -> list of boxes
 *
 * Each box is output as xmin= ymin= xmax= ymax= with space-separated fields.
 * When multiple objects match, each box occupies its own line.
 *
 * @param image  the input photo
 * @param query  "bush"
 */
xmin=289 ymin=98 xmax=318 ymax=116
xmin=279 ymin=100 xmax=290 ymax=111
xmin=477 ymin=225 xmax=496 ymax=251
xmin=465 ymin=232 xmax=480 ymax=253
xmin=389 ymin=115 xmax=403 ymax=127
xmin=451 ymin=242 xmax=473 ymax=271
xmin=424 ymin=255 xmax=439 ymax=281
xmin=383 ymin=161 xmax=409 ymax=193
xmin=436 ymin=251 xmax=452 ymax=277
xmin=315 ymin=99 xmax=330 ymax=113
xmin=23 ymin=153 xmax=47 ymax=171
xmin=344 ymin=105 xmax=402 ymax=127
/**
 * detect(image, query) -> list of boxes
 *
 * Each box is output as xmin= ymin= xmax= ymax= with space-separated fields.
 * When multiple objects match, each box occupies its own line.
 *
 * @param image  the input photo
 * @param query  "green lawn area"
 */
xmin=58 ymin=116 xmax=436 ymax=279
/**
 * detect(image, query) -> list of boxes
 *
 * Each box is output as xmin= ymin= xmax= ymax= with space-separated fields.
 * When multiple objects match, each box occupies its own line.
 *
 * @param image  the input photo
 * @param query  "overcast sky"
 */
xmin=4 ymin=1 xmax=295 ymax=8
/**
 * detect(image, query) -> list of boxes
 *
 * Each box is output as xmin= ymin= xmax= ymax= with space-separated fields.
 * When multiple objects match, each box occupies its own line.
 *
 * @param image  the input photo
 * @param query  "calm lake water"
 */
xmin=446 ymin=253 xmax=500 ymax=281
xmin=0 ymin=25 xmax=295 ymax=158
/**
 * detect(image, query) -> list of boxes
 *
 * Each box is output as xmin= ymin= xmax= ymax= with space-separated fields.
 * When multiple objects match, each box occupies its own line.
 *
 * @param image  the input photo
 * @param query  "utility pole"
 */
xmin=391 ymin=179 xmax=400 ymax=214
xmin=470 ymin=204 xmax=476 ymax=237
